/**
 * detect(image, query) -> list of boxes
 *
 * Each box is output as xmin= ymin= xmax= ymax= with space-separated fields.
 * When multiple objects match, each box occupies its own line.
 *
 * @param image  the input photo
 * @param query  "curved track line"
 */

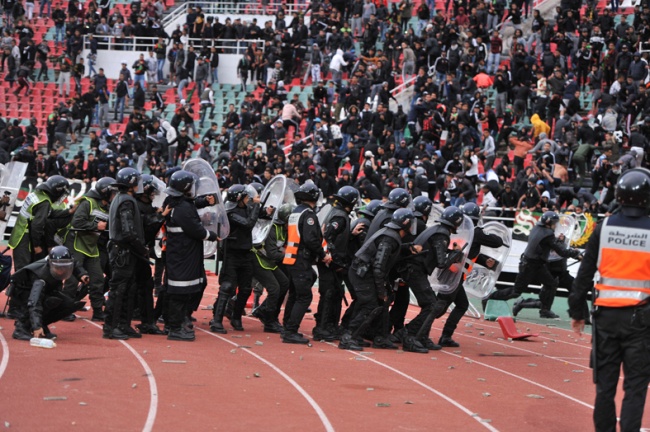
xmin=0 ymin=329 xmax=9 ymax=380
xmin=86 ymin=320 xmax=158 ymax=432
xmin=196 ymin=327 xmax=335 ymax=432
xmin=441 ymin=351 xmax=594 ymax=409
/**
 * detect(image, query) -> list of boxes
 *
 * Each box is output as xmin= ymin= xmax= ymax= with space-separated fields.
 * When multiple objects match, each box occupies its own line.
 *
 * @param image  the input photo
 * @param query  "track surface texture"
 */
xmin=1 ymin=275 xmax=649 ymax=432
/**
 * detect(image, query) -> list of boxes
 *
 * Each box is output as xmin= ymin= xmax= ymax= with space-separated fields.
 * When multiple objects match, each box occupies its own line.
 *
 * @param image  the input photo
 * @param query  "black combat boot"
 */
xmin=403 ymin=335 xmax=429 ymax=353
xmin=210 ymin=292 xmax=231 ymax=334
xmin=338 ymin=332 xmax=363 ymax=351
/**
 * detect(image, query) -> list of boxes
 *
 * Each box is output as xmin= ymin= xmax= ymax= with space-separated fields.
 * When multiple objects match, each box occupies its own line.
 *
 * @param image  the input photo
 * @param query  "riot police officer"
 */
xmin=437 ymin=203 xmax=504 ymax=348
xmin=62 ymin=177 xmax=115 ymax=322
xmin=164 ymin=170 xmax=219 ymax=341
xmin=12 ymin=246 xmax=89 ymax=341
xmin=9 ymin=175 xmax=74 ymax=271
xmin=570 ymin=168 xmax=650 ymax=432
xmin=340 ymin=209 xmax=420 ymax=351
xmin=364 ymin=188 xmax=411 ymax=238
xmin=313 ymin=186 xmax=362 ymax=341
xmin=486 ymin=210 xmax=581 ymax=314
xmin=282 ymin=182 xmax=331 ymax=344
xmin=104 ymin=168 xmax=148 ymax=340
xmin=134 ymin=175 xmax=167 ymax=335
xmin=394 ymin=206 xmax=464 ymax=353
xmin=250 ymin=203 xmax=294 ymax=333
xmin=210 ymin=184 xmax=264 ymax=334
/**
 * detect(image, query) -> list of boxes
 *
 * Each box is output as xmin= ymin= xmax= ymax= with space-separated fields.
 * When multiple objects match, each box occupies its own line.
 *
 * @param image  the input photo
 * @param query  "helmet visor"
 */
xmin=49 ymin=259 xmax=74 ymax=281
xmin=151 ymin=176 xmax=166 ymax=196
xmin=245 ymin=184 xmax=258 ymax=200
xmin=135 ymin=177 xmax=144 ymax=195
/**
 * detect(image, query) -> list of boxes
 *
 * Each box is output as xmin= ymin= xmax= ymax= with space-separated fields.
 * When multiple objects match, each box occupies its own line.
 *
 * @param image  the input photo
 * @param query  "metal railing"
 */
xmin=163 ymin=1 xmax=310 ymax=28
xmin=83 ymin=35 xmax=265 ymax=54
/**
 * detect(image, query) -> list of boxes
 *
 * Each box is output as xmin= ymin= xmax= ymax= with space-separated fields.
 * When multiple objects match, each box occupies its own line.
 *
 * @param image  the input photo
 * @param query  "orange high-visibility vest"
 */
xmin=283 ymin=208 xmax=308 ymax=265
xmin=594 ymin=218 xmax=650 ymax=308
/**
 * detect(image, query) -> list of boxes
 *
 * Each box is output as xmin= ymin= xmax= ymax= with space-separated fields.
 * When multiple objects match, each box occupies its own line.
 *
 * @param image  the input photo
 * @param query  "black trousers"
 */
xmin=15 ymin=289 xmax=78 ymax=330
xmin=489 ymin=258 xmax=556 ymax=302
xmin=284 ymin=265 xmax=317 ymax=333
xmin=592 ymin=307 xmax=650 ymax=432
xmin=315 ymin=263 xmax=344 ymax=331
xmin=134 ymin=260 xmax=155 ymax=325
xmin=104 ymin=246 xmax=137 ymax=330
xmin=251 ymin=258 xmax=287 ymax=319
xmin=166 ymin=292 xmax=193 ymax=331
xmin=346 ymin=269 xmax=388 ymax=337
xmin=403 ymin=268 xmax=437 ymax=337
xmin=389 ymin=282 xmax=411 ymax=332
xmin=437 ymin=284 xmax=469 ymax=338
xmin=219 ymin=249 xmax=254 ymax=320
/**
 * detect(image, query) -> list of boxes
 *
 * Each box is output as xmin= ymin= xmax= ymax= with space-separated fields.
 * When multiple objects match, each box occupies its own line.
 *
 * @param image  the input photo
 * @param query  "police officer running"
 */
xmin=62 ymin=177 xmax=115 ymax=322
xmin=340 ymin=208 xmax=421 ymax=351
xmin=164 ymin=170 xmax=219 ymax=341
xmin=12 ymin=246 xmax=89 ymax=341
xmin=486 ymin=210 xmax=581 ymax=316
xmin=282 ymin=182 xmax=331 ymax=344
xmin=104 ymin=168 xmax=149 ymax=340
xmin=364 ymin=188 xmax=411 ymax=238
xmin=313 ymin=186 xmax=363 ymax=341
xmin=570 ymin=168 xmax=650 ymax=432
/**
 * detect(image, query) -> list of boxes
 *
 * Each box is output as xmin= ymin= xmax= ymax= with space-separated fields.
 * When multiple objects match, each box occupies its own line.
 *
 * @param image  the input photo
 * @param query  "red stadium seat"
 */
xmin=496 ymin=317 xmax=539 ymax=340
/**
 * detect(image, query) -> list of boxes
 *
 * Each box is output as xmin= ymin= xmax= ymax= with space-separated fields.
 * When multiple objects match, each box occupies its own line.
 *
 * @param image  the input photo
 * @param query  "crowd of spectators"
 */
xmin=1 ymin=0 xmax=650 ymax=217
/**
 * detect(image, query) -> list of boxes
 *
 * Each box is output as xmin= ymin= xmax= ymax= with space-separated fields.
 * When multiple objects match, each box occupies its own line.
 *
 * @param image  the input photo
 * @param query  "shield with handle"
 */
xmin=183 ymin=158 xmax=230 ymax=257
xmin=0 ymin=162 xmax=28 ymax=240
xmin=548 ymin=214 xmax=576 ymax=262
xmin=426 ymin=203 xmax=445 ymax=227
xmin=429 ymin=215 xmax=475 ymax=295
xmin=463 ymin=221 xmax=512 ymax=299
xmin=252 ymin=175 xmax=294 ymax=245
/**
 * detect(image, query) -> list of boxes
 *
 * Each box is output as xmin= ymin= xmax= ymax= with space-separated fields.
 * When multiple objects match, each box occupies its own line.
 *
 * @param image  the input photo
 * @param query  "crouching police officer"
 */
xmin=12 ymin=246 xmax=89 ymax=341
xmin=570 ymin=168 xmax=650 ymax=432
xmin=486 ymin=210 xmax=581 ymax=316
xmin=104 ymin=168 xmax=148 ymax=340
xmin=340 ymin=208 xmax=420 ymax=351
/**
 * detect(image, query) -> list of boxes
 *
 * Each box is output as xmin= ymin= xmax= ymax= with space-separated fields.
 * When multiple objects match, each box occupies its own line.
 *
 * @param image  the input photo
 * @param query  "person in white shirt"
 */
xmin=329 ymin=49 xmax=348 ymax=84
xmin=480 ymin=128 xmax=496 ymax=171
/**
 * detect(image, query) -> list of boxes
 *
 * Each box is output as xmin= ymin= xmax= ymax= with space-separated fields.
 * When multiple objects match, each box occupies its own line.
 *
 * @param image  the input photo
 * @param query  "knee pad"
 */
xmin=219 ymin=281 xmax=235 ymax=297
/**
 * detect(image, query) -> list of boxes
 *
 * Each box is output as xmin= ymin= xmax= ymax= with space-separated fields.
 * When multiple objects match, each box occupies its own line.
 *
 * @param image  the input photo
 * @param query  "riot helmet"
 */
xmin=225 ymin=184 xmax=248 ymax=210
xmin=615 ymin=167 xmax=650 ymax=217
xmin=38 ymin=175 xmax=70 ymax=202
xmin=115 ymin=167 xmax=143 ymax=194
xmin=461 ymin=202 xmax=481 ymax=224
xmin=166 ymin=170 xmax=196 ymax=198
xmin=412 ymin=196 xmax=433 ymax=218
xmin=276 ymin=203 xmax=295 ymax=225
xmin=538 ymin=211 xmax=560 ymax=227
xmin=384 ymin=188 xmax=410 ymax=209
xmin=94 ymin=177 xmax=116 ymax=202
xmin=48 ymin=246 xmax=74 ymax=281
xmin=439 ymin=206 xmax=464 ymax=232
xmin=333 ymin=186 xmax=360 ymax=208
xmin=358 ymin=199 xmax=382 ymax=218
xmin=294 ymin=181 xmax=321 ymax=203
xmin=386 ymin=208 xmax=415 ymax=231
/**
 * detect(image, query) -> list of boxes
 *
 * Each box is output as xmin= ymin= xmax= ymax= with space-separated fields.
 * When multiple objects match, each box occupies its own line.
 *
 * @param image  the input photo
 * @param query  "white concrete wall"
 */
xmin=165 ymin=12 xmax=310 ymax=35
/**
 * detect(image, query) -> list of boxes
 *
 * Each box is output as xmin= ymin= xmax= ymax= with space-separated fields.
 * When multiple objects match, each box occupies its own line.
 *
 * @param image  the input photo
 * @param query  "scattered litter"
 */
xmin=546 ymin=324 xmax=557 ymax=328
xmin=479 ymin=332 xmax=485 ymax=336
xmin=231 ymin=335 xmax=242 ymax=339
xmin=246 ymin=376 xmax=250 ymax=379
xmin=162 ymin=360 xmax=187 ymax=364
xmin=143 ymin=350 xmax=148 ymax=355
xmin=464 ymin=323 xmax=473 ymax=327
xmin=550 ymin=339 xmax=557 ymax=343
xmin=482 ymin=392 xmax=491 ymax=397
xmin=573 ymin=370 xmax=585 ymax=373
xmin=319 ymin=349 xmax=325 ymax=352
xmin=404 ymin=401 xmax=414 ymax=405
xmin=230 ymin=349 xmax=237 ymax=354
xmin=396 ymin=350 xmax=404 ymax=354
xmin=477 ymin=378 xmax=486 ymax=382
xmin=465 ymin=360 xmax=473 ymax=364
xmin=528 ymin=363 xmax=537 ymax=367
xmin=471 ymin=413 xmax=478 ymax=417
xmin=475 ymin=327 xmax=484 ymax=331
xmin=202 ymin=305 xmax=213 ymax=310
xmin=132 ymin=384 xmax=137 ymax=389
xmin=376 ymin=403 xmax=391 ymax=408
xmin=238 ymin=345 xmax=252 ymax=349
xmin=453 ymin=350 xmax=461 ymax=354
xmin=81 ymin=326 xmax=86 ymax=329
xmin=307 ymin=343 xmax=313 ymax=347
xmin=79 ymin=402 xmax=87 ymax=406
xmin=482 ymin=419 xmax=492 ymax=423
xmin=360 ymin=352 xmax=374 ymax=356
xmin=299 ymin=356 xmax=303 ymax=361
xmin=355 ymin=357 xmax=367 ymax=361
xmin=527 ymin=394 xmax=544 ymax=399
xmin=367 ymin=388 xmax=374 ymax=391
xmin=245 ymin=335 xmax=251 ymax=338
xmin=253 ymin=373 xmax=261 ymax=378
xmin=430 ymin=357 xmax=437 ymax=360
xmin=448 ymin=366 xmax=455 ymax=370
xmin=331 ymin=378 xmax=336 ymax=381
xmin=254 ymin=341 xmax=264 ymax=346
xmin=493 ymin=352 xmax=505 ymax=356
xmin=43 ymin=397 xmax=67 ymax=401
xmin=564 ymin=379 xmax=571 ymax=382
xmin=4 ymin=421 xmax=9 ymax=428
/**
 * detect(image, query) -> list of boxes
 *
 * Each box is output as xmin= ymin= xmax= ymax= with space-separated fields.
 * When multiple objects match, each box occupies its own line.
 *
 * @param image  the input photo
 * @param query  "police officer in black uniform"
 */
xmin=487 ymin=211 xmax=581 ymax=315
xmin=570 ymin=168 xmax=650 ymax=432
xmin=282 ymin=182 xmax=331 ymax=345
xmin=134 ymin=174 xmax=167 ymax=335
xmin=390 ymin=195 xmax=433 ymax=335
xmin=394 ymin=206 xmax=464 ymax=353
xmin=12 ymin=246 xmax=89 ymax=341
xmin=340 ymin=208 xmax=420 ymax=351
xmin=437 ymin=203 xmax=505 ymax=347
xmin=364 ymin=188 xmax=411 ymax=238
xmin=104 ymin=168 xmax=148 ymax=340
xmin=164 ymin=170 xmax=219 ymax=341
xmin=313 ymin=186 xmax=362 ymax=341
xmin=210 ymin=184 xmax=265 ymax=334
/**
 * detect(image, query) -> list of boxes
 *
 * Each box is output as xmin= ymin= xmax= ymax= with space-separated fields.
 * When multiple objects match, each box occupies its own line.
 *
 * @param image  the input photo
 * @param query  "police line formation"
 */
xmin=5 ymin=161 xmax=650 ymax=429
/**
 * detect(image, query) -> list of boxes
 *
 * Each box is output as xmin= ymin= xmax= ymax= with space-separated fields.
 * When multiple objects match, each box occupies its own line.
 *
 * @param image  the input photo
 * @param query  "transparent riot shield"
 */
xmin=252 ymin=175 xmax=293 ymax=245
xmin=0 ymin=162 xmax=28 ymax=239
xmin=183 ymin=158 xmax=230 ymax=257
xmin=463 ymin=222 xmax=512 ymax=299
xmin=548 ymin=214 xmax=576 ymax=262
xmin=426 ymin=204 xmax=445 ymax=227
xmin=317 ymin=204 xmax=332 ymax=225
xmin=429 ymin=215 xmax=475 ymax=295
xmin=151 ymin=176 xmax=167 ymax=259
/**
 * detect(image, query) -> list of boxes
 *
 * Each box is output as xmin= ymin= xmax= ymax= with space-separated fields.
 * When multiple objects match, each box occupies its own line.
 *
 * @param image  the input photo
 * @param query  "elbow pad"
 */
xmin=119 ymin=207 xmax=137 ymax=239
xmin=432 ymin=237 xmax=450 ymax=269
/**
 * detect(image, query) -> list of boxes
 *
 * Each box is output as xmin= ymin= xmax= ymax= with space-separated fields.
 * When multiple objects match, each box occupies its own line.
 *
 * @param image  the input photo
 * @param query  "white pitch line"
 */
xmin=0 ymin=329 xmax=9 ymax=380
xmin=441 ymin=350 xmax=594 ymax=409
xmin=86 ymin=321 xmax=158 ymax=432
xmin=338 ymin=346 xmax=500 ymax=432
xmin=197 ymin=328 xmax=335 ymax=432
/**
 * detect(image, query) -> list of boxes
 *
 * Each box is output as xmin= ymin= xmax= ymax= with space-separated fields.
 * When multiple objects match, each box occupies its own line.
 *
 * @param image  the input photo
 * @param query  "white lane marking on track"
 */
xmin=337 ymin=345 xmax=500 ymax=432
xmin=197 ymin=328 xmax=335 ymax=432
xmin=441 ymin=351 xmax=594 ymax=409
xmin=86 ymin=321 xmax=158 ymax=432
xmin=0 ymin=329 xmax=9 ymax=380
